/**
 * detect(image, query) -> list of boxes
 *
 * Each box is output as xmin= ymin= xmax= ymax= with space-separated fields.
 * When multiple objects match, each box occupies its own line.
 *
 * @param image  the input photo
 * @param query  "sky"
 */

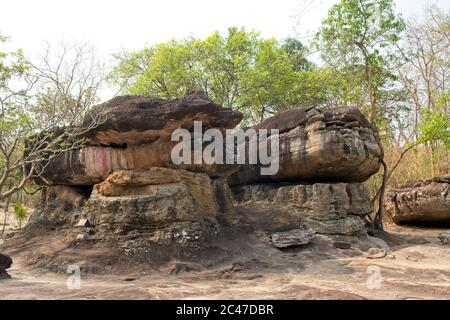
xmin=1 ymin=0 xmax=448 ymax=98
xmin=2 ymin=0 xmax=448 ymax=57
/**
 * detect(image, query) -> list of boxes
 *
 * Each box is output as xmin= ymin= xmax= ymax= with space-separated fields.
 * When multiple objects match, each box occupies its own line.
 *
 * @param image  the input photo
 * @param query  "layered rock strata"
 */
xmin=385 ymin=175 xmax=450 ymax=224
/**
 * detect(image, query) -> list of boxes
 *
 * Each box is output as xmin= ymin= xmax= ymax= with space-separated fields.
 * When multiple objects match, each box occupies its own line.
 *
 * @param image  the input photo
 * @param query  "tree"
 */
xmin=315 ymin=0 xmax=405 ymax=124
xmin=11 ymin=202 xmax=28 ymax=228
xmin=0 ymin=35 xmax=107 ymax=205
xmin=281 ymin=37 xmax=314 ymax=72
xmin=109 ymin=27 xmax=311 ymax=125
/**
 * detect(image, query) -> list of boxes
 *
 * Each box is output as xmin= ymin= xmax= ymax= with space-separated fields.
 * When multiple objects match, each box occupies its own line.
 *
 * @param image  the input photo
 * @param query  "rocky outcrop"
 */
xmin=32 ymin=168 xmax=234 ymax=234
xmin=229 ymin=106 xmax=383 ymax=186
xmin=23 ymin=92 xmax=382 ymax=267
xmin=385 ymin=175 xmax=450 ymax=224
xmin=229 ymin=107 xmax=379 ymax=236
xmin=232 ymin=182 xmax=373 ymax=235
xmin=0 ymin=253 xmax=12 ymax=279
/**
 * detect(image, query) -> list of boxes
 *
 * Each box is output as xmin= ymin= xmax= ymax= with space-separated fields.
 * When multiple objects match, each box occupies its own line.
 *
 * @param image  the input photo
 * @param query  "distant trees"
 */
xmin=396 ymin=6 xmax=450 ymax=176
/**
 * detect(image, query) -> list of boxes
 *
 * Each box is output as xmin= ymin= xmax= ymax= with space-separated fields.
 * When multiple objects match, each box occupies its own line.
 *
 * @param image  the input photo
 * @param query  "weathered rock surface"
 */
xmin=36 ymin=92 xmax=242 ymax=185
xmin=229 ymin=107 xmax=383 ymax=186
xmin=232 ymin=182 xmax=372 ymax=235
xmin=0 ymin=253 xmax=12 ymax=279
xmin=84 ymin=168 xmax=227 ymax=232
xmin=83 ymin=91 xmax=243 ymax=146
xmin=271 ymin=229 xmax=315 ymax=248
xmin=32 ymin=168 xmax=235 ymax=233
xmin=82 ymin=168 xmax=232 ymax=234
xmin=23 ymin=93 xmax=384 ymax=261
xmin=385 ymin=175 xmax=450 ymax=224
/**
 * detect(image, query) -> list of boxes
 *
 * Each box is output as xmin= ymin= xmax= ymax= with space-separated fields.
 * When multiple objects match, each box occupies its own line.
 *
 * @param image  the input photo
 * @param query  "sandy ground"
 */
xmin=1 ymin=212 xmax=450 ymax=299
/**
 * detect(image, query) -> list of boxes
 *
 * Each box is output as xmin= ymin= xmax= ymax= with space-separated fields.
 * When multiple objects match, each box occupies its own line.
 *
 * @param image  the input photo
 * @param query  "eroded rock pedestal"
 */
xmin=229 ymin=106 xmax=382 ymax=236
xmin=385 ymin=175 xmax=450 ymax=225
xmin=24 ymin=92 xmax=382 ymax=265
xmin=29 ymin=93 xmax=239 ymax=262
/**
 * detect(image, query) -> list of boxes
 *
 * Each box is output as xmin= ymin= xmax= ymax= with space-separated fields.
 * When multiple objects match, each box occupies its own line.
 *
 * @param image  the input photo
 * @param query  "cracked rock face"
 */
xmin=232 ymin=182 xmax=372 ymax=235
xmin=385 ymin=175 xmax=450 ymax=224
xmin=228 ymin=106 xmax=382 ymax=186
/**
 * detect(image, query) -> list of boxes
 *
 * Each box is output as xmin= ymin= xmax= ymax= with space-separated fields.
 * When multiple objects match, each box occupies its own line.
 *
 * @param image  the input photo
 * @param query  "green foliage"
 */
xmin=281 ymin=37 xmax=314 ymax=72
xmin=11 ymin=202 xmax=28 ymax=226
xmin=315 ymin=0 xmax=406 ymax=123
xmin=316 ymin=0 xmax=405 ymax=64
xmin=417 ymin=109 xmax=450 ymax=148
xmin=109 ymin=27 xmax=315 ymax=124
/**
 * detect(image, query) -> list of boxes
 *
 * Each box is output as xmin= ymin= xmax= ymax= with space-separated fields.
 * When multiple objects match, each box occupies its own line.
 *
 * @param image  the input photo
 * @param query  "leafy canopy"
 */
xmin=109 ymin=27 xmax=316 ymax=124
xmin=315 ymin=0 xmax=405 ymax=125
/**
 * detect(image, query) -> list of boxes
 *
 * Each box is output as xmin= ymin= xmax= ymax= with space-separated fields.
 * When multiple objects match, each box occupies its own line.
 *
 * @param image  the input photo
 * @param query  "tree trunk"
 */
xmin=1 ymin=196 xmax=12 ymax=235
xmin=430 ymin=142 xmax=435 ymax=177
xmin=374 ymin=159 xmax=388 ymax=231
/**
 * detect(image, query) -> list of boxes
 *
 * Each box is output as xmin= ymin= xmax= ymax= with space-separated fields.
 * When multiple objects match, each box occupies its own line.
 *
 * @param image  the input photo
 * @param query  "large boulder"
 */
xmin=228 ymin=107 xmax=383 ymax=186
xmin=385 ymin=175 xmax=450 ymax=224
xmin=232 ymin=182 xmax=372 ymax=235
xmin=36 ymin=92 xmax=243 ymax=185
xmin=0 ymin=253 xmax=12 ymax=279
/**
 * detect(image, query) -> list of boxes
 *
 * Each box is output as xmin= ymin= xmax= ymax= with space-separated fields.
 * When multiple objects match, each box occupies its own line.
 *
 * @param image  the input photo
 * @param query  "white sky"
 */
xmin=2 ymin=0 xmax=448 ymax=57
xmin=1 ymin=0 xmax=448 ymax=98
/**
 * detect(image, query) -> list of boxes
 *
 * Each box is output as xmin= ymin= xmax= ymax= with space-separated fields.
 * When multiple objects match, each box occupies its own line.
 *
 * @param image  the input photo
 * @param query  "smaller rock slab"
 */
xmin=271 ymin=229 xmax=315 ymax=248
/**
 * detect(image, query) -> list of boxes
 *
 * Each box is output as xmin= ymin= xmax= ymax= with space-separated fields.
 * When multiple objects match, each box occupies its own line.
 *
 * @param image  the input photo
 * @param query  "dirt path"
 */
xmin=1 ymin=223 xmax=450 ymax=300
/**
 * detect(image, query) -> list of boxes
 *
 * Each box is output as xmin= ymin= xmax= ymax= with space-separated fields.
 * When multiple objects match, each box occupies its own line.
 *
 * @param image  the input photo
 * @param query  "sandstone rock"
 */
xmin=81 ymin=168 xmax=233 ymax=232
xmin=385 ymin=175 xmax=450 ymax=224
xmin=229 ymin=107 xmax=382 ymax=186
xmin=271 ymin=229 xmax=315 ymax=248
xmin=38 ymin=137 xmax=239 ymax=185
xmin=0 ymin=253 xmax=12 ymax=280
xmin=83 ymin=91 xmax=243 ymax=146
xmin=366 ymin=248 xmax=386 ymax=259
xmin=232 ymin=182 xmax=372 ymax=235
xmin=35 ymin=92 xmax=242 ymax=186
